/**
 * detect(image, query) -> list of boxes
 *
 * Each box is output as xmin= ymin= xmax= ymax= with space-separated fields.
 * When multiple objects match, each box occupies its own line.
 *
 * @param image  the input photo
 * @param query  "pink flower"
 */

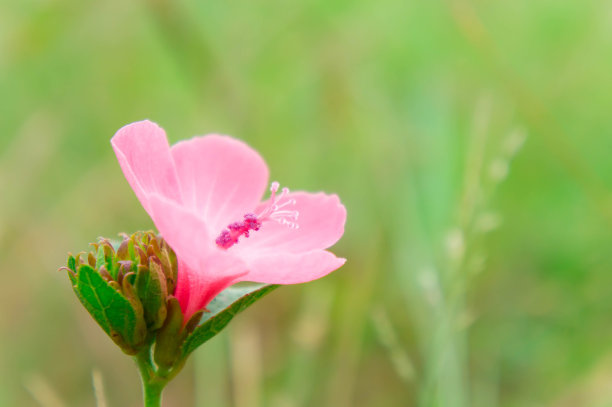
xmin=111 ymin=120 xmax=346 ymax=321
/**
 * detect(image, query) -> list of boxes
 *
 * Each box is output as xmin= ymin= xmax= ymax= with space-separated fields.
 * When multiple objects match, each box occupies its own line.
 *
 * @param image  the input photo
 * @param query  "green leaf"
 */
xmin=73 ymin=264 xmax=146 ymax=354
xmin=66 ymin=255 xmax=77 ymax=285
xmin=181 ymin=284 xmax=279 ymax=357
xmin=135 ymin=260 xmax=168 ymax=330
xmin=67 ymin=255 xmax=76 ymax=272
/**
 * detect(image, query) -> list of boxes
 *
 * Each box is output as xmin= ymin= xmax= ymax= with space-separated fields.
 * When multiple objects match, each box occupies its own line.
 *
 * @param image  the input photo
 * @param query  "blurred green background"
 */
xmin=2 ymin=0 xmax=612 ymax=406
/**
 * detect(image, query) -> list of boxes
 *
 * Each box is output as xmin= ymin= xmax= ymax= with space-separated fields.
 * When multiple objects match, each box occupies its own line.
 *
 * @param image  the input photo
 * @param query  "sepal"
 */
xmin=153 ymin=297 xmax=202 ymax=370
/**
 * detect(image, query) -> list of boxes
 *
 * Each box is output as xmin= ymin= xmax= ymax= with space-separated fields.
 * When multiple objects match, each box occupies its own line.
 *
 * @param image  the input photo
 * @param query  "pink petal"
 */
xmin=146 ymin=193 xmax=249 ymax=320
xmin=241 ymin=250 xmax=346 ymax=284
xmin=241 ymin=192 xmax=346 ymax=254
xmin=146 ymin=193 xmax=213 ymax=269
xmin=175 ymin=258 xmax=246 ymax=322
xmin=170 ymin=135 xmax=269 ymax=233
xmin=111 ymin=120 xmax=182 ymax=214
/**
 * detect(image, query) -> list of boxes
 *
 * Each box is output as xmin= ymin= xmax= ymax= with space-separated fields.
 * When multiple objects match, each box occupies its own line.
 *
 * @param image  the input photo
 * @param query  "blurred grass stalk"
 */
xmin=371 ymin=308 xmax=416 ymax=383
xmin=404 ymin=97 xmax=525 ymax=407
xmin=416 ymin=98 xmax=487 ymax=407
xmin=91 ymin=369 xmax=107 ymax=407
xmin=23 ymin=373 xmax=66 ymax=407
xmin=424 ymin=98 xmax=492 ymax=407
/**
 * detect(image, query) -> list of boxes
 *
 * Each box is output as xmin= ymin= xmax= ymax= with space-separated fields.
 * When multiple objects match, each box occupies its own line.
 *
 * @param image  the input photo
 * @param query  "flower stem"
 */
xmin=141 ymin=380 xmax=165 ymax=407
xmin=135 ymin=345 xmax=169 ymax=407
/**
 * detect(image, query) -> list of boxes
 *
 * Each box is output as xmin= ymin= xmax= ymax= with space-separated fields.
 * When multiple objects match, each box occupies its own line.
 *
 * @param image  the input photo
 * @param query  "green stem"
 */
xmin=135 ymin=346 xmax=169 ymax=407
xmin=141 ymin=380 xmax=165 ymax=407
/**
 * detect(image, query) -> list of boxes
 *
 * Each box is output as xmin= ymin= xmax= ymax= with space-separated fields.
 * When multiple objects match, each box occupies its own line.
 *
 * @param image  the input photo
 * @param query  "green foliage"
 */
xmin=67 ymin=262 xmax=146 ymax=354
xmin=182 ymin=284 xmax=279 ymax=357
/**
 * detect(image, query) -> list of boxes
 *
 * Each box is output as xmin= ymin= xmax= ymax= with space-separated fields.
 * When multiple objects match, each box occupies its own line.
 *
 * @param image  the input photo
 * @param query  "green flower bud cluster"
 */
xmin=64 ymin=232 xmax=198 ymax=357
xmin=64 ymin=230 xmax=278 ymax=388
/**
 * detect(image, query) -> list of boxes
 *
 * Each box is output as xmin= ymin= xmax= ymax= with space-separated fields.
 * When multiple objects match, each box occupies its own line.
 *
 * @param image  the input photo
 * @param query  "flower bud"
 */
xmin=154 ymin=297 xmax=203 ymax=370
xmin=63 ymin=231 xmax=178 ymax=355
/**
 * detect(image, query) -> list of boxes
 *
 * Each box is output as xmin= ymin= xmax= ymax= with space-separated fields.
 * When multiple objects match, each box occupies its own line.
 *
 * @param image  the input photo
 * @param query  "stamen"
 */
xmin=215 ymin=181 xmax=301 ymax=249
xmin=257 ymin=183 xmax=300 ymax=228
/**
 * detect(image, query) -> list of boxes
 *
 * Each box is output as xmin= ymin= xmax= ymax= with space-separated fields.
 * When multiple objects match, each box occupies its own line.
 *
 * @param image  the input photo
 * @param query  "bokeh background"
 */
xmin=2 ymin=0 xmax=612 ymax=406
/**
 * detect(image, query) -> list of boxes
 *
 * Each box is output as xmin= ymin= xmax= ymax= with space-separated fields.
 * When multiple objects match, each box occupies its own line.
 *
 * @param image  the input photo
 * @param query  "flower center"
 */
xmin=215 ymin=181 xmax=300 ymax=249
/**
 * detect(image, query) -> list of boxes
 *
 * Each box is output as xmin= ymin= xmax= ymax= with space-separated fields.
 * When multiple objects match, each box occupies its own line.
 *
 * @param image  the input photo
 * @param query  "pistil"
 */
xmin=215 ymin=182 xmax=300 ymax=249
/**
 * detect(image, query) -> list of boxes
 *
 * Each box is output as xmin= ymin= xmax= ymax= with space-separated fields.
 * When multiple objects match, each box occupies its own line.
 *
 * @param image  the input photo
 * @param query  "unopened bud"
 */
xmin=62 ymin=231 xmax=180 ymax=355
